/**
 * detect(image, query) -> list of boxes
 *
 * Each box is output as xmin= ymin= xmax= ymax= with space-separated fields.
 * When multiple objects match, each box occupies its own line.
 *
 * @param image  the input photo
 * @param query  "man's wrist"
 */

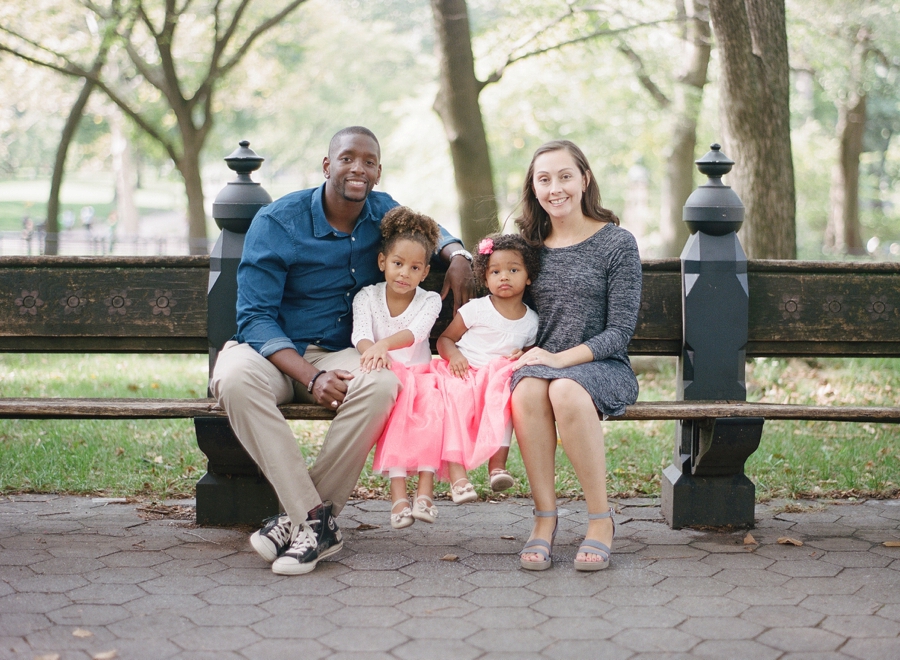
xmin=307 ymin=370 xmax=327 ymax=393
xmin=449 ymin=248 xmax=473 ymax=263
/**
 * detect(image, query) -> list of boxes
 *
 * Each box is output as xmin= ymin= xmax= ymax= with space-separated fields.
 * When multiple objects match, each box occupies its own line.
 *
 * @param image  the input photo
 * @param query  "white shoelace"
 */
xmin=286 ymin=523 xmax=317 ymax=554
xmin=263 ymin=515 xmax=293 ymax=547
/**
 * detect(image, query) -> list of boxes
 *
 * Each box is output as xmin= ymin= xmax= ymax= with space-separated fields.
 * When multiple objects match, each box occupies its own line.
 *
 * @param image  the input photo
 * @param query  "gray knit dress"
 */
xmin=510 ymin=223 xmax=642 ymax=417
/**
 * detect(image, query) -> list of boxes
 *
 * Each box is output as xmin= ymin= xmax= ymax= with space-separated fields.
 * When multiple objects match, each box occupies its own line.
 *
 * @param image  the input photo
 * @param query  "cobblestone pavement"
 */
xmin=2 ymin=494 xmax=900 ymax=659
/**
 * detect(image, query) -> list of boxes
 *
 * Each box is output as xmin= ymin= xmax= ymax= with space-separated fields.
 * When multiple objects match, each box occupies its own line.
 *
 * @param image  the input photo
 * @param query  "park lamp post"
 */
xmin=661 ymin=144 xmax=765 ymax=529
xmin=194 ymin=141 xmax=279 ymax=526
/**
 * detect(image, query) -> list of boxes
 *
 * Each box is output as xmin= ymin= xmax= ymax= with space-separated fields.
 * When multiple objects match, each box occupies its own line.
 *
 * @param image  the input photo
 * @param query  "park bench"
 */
xmin=2 ymin=142 xmax=898 ymax=528
xmin=1 ymin=255 xmax=898 ymax=526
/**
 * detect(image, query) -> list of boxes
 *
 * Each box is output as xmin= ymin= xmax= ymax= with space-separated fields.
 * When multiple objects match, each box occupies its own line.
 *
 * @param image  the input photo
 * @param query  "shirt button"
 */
xmin=351 ymin=268 xmax=355 ymax=273
xmin=351 ymin=237 xmax=356 ymax=241
xmin=346 ymin=293 xmax=350 ymax=297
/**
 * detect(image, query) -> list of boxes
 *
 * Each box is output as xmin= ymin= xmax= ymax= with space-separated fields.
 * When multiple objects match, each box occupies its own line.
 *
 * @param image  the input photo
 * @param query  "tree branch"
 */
xmin=480 ymin=18 xmax=680 ymax=91
xmin=217 ymin=0 xmax=308 ymax=78
xmin=617 ymin=41 xmax=671 ymax=108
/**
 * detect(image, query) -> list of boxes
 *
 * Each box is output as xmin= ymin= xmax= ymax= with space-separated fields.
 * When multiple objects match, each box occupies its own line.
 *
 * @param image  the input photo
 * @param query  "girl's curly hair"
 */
xmin=472 ymin=233 xmax=541 ymax=289
xmin=380 ymin=206 xmax=441 ymax=257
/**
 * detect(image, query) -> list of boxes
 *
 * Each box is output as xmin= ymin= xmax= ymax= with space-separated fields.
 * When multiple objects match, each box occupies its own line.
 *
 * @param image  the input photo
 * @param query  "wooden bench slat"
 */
xmin=2 ymin=398 xmax=897 ymax=423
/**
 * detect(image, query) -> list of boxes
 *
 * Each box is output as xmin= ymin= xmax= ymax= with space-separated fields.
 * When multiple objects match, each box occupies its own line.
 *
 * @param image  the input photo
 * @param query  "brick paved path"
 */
xmin=2 ymin=494 xmax=900 ymax=659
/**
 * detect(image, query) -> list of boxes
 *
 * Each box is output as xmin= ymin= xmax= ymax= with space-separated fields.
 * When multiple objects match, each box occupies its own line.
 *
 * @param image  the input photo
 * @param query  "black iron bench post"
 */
xmin=194 ymin=142 xmax=279 ymax=526
xmin=662 ymin=145 xmax=763 ymax=528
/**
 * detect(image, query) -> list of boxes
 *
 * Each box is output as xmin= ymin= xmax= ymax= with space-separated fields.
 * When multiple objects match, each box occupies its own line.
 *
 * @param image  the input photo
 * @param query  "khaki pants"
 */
xmin=210 ymin=341 xmax=400 ymax=525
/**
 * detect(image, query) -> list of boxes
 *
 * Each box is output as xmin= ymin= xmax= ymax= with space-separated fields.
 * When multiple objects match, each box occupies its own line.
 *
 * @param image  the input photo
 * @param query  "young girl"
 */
xmin=351 ymin=206 xmax=443 ymax=530
xmin=379 ymin=232 xmax=540 ymax=512
xmin=437 ymin=233 xmax=540 ymax=501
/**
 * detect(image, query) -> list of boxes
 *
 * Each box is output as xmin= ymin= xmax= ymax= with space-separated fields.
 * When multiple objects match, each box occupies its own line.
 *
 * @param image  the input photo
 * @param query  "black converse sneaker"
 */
xmin=271 ymin=501 xmax=343 ymax=576
xmin=250 ymin=513 xmax=294 ymax=563
xmin=308 ymin=501 xmax=343 ymax=558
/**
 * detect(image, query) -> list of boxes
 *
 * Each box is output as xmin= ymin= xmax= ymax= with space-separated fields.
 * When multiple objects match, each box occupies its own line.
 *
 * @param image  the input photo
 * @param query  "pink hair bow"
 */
xmin=477 ymin=238 xmax=493 ymax=255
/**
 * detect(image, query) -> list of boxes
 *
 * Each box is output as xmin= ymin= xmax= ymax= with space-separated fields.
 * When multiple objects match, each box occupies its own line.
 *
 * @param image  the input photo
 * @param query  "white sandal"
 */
xmin=411 ymin=495 xmax=437 ymax=524
xmin=450 ymin=478 xmax=477 ymax=504
xmin=390 ymin=499 xmax=414 ymax=529
xmin=489 ymin=468 xmax=515 ymax=492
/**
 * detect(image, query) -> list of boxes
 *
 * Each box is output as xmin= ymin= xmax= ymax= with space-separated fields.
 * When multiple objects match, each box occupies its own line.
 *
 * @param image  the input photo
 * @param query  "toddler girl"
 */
xmin=351 ymin=206 xmax=442 ymax=530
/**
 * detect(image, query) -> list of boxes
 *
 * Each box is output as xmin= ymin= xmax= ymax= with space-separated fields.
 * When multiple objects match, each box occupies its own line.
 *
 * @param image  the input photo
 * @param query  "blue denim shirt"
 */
xmin=235 ymin=183 xmax=460 ymax=357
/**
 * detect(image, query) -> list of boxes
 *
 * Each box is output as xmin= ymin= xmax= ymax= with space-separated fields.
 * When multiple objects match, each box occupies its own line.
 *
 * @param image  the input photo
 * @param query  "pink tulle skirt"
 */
xmin=372 ymin=357 xmax=515 ymax=480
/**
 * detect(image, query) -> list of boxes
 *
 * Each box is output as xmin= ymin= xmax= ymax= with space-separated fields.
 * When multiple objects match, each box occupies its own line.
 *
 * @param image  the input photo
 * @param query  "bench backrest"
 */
xmin=1 ymin=256 xmax=898 ymax=357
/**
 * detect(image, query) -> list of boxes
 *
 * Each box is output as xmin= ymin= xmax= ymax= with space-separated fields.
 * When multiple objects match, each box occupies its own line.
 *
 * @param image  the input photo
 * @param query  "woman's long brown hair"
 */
xmin=515 ymin=140 xmax=619 ymax=247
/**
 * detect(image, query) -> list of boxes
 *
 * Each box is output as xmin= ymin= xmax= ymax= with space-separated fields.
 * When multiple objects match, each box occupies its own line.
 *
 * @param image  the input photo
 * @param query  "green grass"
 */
xmin=0 ymin=354 xmax=898 ymax=501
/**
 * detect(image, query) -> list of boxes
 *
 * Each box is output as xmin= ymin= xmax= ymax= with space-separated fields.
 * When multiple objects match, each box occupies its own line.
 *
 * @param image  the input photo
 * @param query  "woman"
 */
xmin=511 ymin=140 xmax=642 ymax=571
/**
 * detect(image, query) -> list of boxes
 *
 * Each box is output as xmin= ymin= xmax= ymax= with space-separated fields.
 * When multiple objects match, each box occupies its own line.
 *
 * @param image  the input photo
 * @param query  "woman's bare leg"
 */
xmin=512 ymin=377 xmax=558 ymax=563
xmin=548 ymin=379 xmax=613 ymax=564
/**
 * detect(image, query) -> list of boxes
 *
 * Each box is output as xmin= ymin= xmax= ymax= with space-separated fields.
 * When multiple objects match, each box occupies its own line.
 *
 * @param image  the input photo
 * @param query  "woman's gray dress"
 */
xmin=510 ymin=223 xmax=642 ymax=416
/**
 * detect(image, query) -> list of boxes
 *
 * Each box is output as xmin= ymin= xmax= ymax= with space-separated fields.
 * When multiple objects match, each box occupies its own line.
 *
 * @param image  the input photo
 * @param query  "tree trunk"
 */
xmin=176 ymin=140 xmax=209 ymax=255
xmin=826 ymin=31 xmax=868 ymax=256
xmin=659 ymin=0 xmax=711 ymax=257
xmin=430 ymin=0 xmax=498 ymax=248
xmin=110 ymin=108 xmax=139 ymax=237
xmin=708 ymin=0 xmax=796 ymax=259
xmin=45 ymin=78 xmax=96 ymax=255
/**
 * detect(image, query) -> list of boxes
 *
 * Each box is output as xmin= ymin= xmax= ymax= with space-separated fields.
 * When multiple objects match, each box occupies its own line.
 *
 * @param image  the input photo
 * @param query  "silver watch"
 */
xmin=449 ymin=248 xmax=473 ymax=262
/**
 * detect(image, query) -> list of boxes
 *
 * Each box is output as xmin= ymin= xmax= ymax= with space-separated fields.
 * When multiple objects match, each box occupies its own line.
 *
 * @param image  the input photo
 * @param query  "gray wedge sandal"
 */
xmin=518 ymin=508 xmax=558 ymax=571
xmin=574 ymin=507 xmax=616 ymax=572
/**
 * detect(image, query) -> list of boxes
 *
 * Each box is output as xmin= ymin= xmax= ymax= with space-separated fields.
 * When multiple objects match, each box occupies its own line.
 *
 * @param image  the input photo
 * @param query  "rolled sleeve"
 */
xmin=235 ymin=211 xmax=299 ymax=356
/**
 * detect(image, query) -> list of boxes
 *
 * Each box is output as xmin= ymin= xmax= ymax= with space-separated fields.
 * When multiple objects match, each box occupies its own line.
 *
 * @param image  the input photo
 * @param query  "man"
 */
xmin=211 ymin=126 xmax=474 ymax=575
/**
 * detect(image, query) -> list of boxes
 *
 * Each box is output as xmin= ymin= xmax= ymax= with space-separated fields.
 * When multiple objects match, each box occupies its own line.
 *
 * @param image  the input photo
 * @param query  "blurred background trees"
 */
xmin=0 ymin=0 xmax=898 ymax=260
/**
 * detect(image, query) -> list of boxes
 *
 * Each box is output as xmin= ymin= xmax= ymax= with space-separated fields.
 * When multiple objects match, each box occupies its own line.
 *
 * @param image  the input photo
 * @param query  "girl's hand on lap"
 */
xmin=449 ymin=355 xmax=470 ymax=379
xmin=505 ymin=349 xmax=525 ymax=361
xmin=360 ymin=343 xmax=392 ymax=372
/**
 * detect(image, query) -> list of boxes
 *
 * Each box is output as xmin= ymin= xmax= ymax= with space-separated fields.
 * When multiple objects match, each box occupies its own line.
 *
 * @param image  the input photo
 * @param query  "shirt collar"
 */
xmin=311 ymin=182 xmax=379 ymax=237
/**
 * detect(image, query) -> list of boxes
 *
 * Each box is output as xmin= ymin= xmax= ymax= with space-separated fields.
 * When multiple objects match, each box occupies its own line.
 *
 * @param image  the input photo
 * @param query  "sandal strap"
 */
xmin=533 ymin=508 xmax=558 ymax=518
xmin=577 ymin=539 xmax=611 ymax=559
xmin=518 ymin=538 xmax=551 ymax=559
xmin=588 ymin=507 xmax=617 ymax=538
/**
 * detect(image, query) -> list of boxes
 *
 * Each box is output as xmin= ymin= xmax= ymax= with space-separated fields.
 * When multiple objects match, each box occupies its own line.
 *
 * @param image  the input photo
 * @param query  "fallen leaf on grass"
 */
xmin=441 ymin=554 xmax=459 ymax=562
xmin=73 ymin=629 xmax=93 ymax=638
xmin=500 ymin=535 xmax=516 ymax=540
xmin=93 ymin=651 xmax=118 ymax=660
xmin=883 ymin=541 xmax=900 ymax=547
xmin=777 ymin=537 xmax=804 ymax=546
xmin=743 ymin=533 xmax=757 ymax=545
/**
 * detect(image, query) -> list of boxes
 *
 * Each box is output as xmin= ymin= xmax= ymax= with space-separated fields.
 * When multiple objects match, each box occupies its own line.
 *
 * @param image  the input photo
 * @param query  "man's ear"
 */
xmin=323 ymin=156 xmax=331 ymax=180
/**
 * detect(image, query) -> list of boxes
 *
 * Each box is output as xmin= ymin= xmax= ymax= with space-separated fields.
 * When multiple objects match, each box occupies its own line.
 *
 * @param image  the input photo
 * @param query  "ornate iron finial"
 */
xmin=682 ymin=143 xmax=744 ymax=236
xmin=213 ymin=141 xmax=272 ymax=233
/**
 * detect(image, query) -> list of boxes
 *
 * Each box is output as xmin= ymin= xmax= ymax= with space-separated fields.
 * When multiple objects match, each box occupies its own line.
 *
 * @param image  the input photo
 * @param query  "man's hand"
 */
xmin=440 ymin=251 xmax=475 ymax=315
xmin=311 ymin=370 xmax=354 ymax=409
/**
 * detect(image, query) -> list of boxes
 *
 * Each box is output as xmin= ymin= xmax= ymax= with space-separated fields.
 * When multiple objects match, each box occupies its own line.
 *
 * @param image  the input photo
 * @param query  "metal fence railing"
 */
xmin=0 ymin=231 xmax=211 ymax=256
